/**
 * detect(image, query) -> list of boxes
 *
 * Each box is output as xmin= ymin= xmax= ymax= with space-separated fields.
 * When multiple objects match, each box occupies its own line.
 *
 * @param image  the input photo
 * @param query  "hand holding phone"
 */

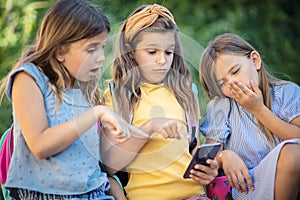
xmin=183 ymin=143 xmax=221 ymax=178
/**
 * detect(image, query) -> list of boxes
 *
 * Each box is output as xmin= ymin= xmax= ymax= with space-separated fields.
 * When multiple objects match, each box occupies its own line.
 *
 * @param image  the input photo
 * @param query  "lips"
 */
xmin=89 ymin=68 xmax=100 ymax=76
xmin=90 ymin=68 xmax=99 ymax=73
xmin=153 ymin=69 xmax=167 ymax=73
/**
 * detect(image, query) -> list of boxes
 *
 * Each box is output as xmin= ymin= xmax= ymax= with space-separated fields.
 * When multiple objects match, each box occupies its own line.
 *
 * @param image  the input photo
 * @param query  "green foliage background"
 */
xmin=0 ymin=0 xmax=299 ymax=198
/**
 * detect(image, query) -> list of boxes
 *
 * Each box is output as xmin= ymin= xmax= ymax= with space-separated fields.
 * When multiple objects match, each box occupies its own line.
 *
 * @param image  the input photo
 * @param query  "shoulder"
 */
xmin=271 ymin=83 xmax=300 ymax=101
xmin=6 ymin=62 xmax=48 ymax=100
xmin=272 ymin=82 xmax=299 ymax=93
xmin=271 ymin=83 xmax=300 ymax=121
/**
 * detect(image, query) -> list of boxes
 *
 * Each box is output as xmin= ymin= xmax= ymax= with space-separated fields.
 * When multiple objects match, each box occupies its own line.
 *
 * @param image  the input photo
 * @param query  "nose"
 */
xmin=96 ymin=49 xmax=105 ymax=63
xmin=220 ymin=82 xmax=230 ymax=97
xmin=156 ymin=51 xmax=166 ymax=66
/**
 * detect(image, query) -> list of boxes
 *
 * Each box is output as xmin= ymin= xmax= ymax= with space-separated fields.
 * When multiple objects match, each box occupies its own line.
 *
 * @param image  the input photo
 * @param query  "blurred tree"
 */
xmin=0 ymin=0 xmax=299 ymax=198
xmin=0 ymin=0 xmax=55 ymax=137
xmin=0 ymin=0 xmax=299 ymax=138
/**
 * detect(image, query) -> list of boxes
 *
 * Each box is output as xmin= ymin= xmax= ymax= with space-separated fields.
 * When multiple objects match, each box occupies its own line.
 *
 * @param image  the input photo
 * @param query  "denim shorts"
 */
xmin=8 ymin=182 xmax=115 ymax=200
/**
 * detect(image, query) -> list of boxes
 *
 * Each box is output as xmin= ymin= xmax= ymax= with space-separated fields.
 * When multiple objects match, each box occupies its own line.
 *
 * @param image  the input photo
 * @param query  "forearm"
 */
xmin=107 ymin=176 xmax=126 ymax=200
xmin=253 ymin=106 xmax=300 ymax=140
xmin=33 ymin=106 xmax=103 ymax=159
xmin=101 ymin=133 xmax=148 ymax=172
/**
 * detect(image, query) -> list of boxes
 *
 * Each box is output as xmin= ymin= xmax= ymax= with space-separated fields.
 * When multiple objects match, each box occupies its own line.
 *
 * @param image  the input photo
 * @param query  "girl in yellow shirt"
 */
xmin=101 ymin=4 xmax=218 ymax=200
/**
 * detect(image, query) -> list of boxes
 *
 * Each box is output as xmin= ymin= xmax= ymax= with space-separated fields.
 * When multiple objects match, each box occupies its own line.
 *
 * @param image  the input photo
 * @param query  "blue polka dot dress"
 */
xmin=5 ymin=62 xmax=112 ymax=198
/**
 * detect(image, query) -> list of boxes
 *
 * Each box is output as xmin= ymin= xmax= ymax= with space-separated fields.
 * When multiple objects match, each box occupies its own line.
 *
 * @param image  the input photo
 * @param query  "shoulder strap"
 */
xmin=187 ymin=83 xmax=199 ymax=153
xmin=109 ymin=81 xmax=118 ymax=111
xmin=109 ymin=81 xmax=133 ymax=124
xmin=0 ymin=124 xmax=14 ymax=184
xmin=187 ymin=84 xmax=199 ymax=140
xmin=225 ymin=98 xmax=232 ymax=128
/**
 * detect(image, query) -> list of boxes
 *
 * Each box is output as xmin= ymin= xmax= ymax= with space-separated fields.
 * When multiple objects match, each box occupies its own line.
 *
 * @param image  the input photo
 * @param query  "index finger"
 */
xmin=177 ymin=123 xmax=190 ymax=141
xmin=243 ymin=170 xmax=254 ymax=191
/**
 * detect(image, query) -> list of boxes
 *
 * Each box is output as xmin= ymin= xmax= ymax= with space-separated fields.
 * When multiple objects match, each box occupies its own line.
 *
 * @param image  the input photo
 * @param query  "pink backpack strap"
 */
xmin=0 ymin=124 xmax=14 ymax=184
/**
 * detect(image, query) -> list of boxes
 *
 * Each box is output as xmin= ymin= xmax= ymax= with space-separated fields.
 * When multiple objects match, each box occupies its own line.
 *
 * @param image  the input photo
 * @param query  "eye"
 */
xmin=165 ymin=50 xmax=173 ymax=55
xmin=87 ymin=47 xmax=98 ymax=53
xmin=232 ymin=67 xmax=240 ymax=75
xmin=147 ymin=49 xmax=156 ymax=55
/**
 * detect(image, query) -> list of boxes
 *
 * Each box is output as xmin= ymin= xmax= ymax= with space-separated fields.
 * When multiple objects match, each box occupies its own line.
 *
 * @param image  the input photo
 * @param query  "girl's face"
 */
xmin=132 ymin=31 xmax=175 ymax=84
xmin=57 ymin=31 xmax=108 ymax=83
xmin=215 ymin=51 xmax=261 ymax=98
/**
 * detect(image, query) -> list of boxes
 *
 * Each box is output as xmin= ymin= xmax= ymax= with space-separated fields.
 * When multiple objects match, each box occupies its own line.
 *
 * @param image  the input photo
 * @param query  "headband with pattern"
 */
xmin=124 ymin=4 xmax=176 ymax=42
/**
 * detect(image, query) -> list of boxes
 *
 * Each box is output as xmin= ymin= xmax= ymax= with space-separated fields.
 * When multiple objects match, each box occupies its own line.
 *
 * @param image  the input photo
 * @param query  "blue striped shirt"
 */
xmin=200 ymin=83 xmax=300 ymax=170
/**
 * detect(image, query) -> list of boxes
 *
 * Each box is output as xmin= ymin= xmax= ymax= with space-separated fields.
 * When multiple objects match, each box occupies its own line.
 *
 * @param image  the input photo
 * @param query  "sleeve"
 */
xmin=103 ymin=87 xmax=114 ymax=109
xmin=6 ymin=62 xmax=48 ymax=100
xmin=276 ymin=83 xmax=300 ymax=123
xmin=199 ymin=97 xmax=232 ymax=144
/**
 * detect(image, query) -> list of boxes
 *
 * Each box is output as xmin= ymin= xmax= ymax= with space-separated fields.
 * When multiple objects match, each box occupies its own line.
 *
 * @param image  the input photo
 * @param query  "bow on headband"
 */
xmin=124 ymin=4 xmax=176 ymax=42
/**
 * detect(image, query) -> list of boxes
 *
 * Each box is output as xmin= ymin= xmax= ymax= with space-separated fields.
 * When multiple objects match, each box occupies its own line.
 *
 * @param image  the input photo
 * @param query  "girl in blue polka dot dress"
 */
xmin=199 ymin=33 xmax=300 ymax=200
xmin=0 ymin=0 xmax=145 ymax=199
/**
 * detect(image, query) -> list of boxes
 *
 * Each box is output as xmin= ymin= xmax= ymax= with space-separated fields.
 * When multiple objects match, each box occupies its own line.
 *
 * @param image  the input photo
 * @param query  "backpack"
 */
xmin=0 ymin=124 xmax=14 ymax=185
xmin=0 ymin=124 xmax=14 ymax=200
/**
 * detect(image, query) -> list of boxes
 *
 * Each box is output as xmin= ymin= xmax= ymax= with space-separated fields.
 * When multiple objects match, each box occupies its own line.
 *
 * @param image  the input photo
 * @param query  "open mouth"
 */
xmin=90 ymin=68 xmax=100 ymax=76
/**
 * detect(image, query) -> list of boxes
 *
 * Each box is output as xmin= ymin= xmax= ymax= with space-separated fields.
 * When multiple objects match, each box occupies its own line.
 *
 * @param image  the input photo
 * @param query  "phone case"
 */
xmin=183 ymin=143 xmax=221 ymax=178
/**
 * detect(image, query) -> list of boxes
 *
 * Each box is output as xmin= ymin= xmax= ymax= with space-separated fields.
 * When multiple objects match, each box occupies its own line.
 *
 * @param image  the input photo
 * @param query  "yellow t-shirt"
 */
xmin=105 ymin=83 xmax=204 ymax=200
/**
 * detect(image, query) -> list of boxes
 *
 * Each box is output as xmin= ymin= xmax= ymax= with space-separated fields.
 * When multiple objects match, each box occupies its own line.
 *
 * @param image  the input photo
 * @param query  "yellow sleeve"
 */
xmin=103 ymin=87 xmax=114 ymax=109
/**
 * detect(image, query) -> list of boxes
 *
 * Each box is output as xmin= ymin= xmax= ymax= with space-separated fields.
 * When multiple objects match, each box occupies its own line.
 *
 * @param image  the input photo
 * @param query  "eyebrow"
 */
xmin=86 ymin=42 xmax=104 ymax=47
xmin=142 ymin=43 xmax=175 ymax=49
xmin=85 ymin=38 xmax=108 ymax=47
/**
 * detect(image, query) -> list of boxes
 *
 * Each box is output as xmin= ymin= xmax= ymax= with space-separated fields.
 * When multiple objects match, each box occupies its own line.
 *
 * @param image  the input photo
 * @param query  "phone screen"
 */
xmin=183 ymin=143 xmax=221 ymax=179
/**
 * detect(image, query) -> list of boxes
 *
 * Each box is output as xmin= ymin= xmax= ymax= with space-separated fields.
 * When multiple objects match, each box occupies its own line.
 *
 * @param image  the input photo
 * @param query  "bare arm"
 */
xmin=107 ymin=176 xmax=127 ymax=200
xmin=12 ymin=72 xmax=129 ymax=159
xmin=100 ymin=123 xmax=149 ymax=173
xmin=101 ymin=118 xmax=188 ymax=173
xmin=206 ymin=139 xmax=254 ymax=193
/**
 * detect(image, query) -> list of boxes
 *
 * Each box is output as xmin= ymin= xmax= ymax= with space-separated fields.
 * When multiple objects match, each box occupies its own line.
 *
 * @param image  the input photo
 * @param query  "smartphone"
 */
xmin=183 ymin=143 xmax=221 ymax=179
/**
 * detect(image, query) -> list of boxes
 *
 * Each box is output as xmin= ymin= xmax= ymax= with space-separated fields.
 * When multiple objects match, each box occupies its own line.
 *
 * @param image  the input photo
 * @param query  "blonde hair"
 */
xmin=111 ymin=4 xmax=199 ymax=122
xmin=200 ymin=33 xmax=289 ymax=147
xmin=0 ymin=0 xmax=110 ymax=106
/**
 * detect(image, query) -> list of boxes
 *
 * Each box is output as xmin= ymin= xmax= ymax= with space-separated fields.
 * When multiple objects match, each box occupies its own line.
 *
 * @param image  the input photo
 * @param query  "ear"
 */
xmin=125 ymin=43 xmax=134 ymax=59
xmin=55 ymin=45 xmax=65 ymax=62
xmin=250 ymin=51 xmax=262 ymax=70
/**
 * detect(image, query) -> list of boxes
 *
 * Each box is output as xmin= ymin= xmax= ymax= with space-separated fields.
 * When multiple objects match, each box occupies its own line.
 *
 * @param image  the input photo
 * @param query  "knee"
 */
xmin=277 ymin=143 xmax=300 ymax=174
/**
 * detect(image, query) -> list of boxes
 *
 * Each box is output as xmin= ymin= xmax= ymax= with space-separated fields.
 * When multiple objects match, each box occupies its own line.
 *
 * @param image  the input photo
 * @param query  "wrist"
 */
xmin=251 ymin=104 xmax=267 ymax=116
xmin=217 ymin=151 xmax=223 ymax=168
xmin=217 ymin=150 xmax=230 ymax=169
xmin=95 ymin=105 xmax=105 ymax=120
xmin=140 ymin=119 xmax=154 ymax=135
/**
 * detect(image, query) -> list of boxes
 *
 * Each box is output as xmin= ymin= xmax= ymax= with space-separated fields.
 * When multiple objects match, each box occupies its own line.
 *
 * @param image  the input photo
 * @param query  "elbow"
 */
xmin=31 ymin=151 xmax=47 ymax=160
xmin=105 ymin=166 xmax=119 ymax=174
xmin=29 ymin=144 xmax=50 ymax=160
xmin=32 ymin=149 xmax=48 ymax=160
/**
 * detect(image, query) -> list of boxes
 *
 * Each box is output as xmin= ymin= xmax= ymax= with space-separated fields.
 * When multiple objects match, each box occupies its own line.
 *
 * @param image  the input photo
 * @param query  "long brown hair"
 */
xmin=110 ymin=4 xmax=199 ymax=122
xmin=200 ymin=33 xmax=288 ymax=147
xmin=0 ymin=0 xmax=110 ymax=105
